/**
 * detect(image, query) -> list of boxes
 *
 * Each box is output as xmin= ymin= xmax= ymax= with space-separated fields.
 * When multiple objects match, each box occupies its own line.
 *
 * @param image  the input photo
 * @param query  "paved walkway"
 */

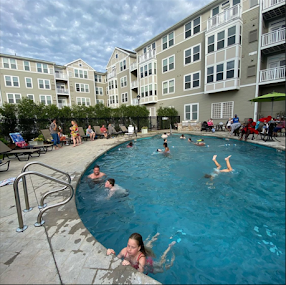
xmin=0 ymin=131 xmax=284 ymax=284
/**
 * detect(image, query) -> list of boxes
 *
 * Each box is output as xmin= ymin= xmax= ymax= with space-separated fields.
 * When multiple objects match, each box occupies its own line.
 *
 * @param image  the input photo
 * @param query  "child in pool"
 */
xmin=127 ymin=141 xmax=133 ymax=148
xmin=107 ymin=233 xmax=176 ymax=274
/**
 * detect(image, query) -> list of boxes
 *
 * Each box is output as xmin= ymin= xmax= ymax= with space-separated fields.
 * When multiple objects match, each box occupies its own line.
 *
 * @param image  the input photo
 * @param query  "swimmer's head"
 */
xmin=163 ymin=142 xmax=168 ymax=148
xmin=105 ymin=178 xmax=115 ymax=188
xmin=201 ymin=139 xmax=204 ymax=141
xmin=204 ymin=174 xmax=213 ymax=179
xmin=93 ymin=165 xmax=100 ymax=175
xmin=188 ymin=138 xmax=192 ymax=142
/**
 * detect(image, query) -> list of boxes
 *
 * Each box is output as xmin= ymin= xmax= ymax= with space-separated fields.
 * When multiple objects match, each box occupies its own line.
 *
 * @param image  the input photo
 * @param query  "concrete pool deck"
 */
xmin=0 ymin=130 xmax=284 ymax=284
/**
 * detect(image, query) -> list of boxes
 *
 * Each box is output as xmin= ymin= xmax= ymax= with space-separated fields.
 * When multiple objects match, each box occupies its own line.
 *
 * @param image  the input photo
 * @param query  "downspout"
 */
xmin=254 ymin=0 xmax=263 ymax=121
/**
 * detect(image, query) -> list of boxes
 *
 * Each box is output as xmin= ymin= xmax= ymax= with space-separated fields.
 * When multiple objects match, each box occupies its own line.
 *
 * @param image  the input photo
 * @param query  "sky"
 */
xmin=0 ymin=0 xmax=213 ymax=72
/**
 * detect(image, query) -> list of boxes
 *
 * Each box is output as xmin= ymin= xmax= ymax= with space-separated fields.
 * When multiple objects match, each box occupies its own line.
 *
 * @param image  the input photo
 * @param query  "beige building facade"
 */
xmin=0 ymin=0 xmax=285 ymax=123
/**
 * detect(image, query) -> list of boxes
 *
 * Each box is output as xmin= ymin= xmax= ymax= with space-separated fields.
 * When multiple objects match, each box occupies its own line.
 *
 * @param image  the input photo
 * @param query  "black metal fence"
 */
xmin=0 ymin=116 xmax=180 ymax=142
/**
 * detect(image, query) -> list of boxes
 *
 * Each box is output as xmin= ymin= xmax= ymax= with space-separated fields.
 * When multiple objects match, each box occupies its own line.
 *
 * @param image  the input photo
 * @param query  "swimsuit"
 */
xmin=124 ymin=252 xmax=153 ymax=272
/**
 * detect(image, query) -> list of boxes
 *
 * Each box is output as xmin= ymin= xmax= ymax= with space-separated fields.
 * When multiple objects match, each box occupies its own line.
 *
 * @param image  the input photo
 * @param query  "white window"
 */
xmin=95 ymin=87 xmax=103 ymax=95
xmin=25 ymin=77 xmax=33 ymax=88
xmin=149 ymin=84 xmax=153 ymax=96
xmin=228 ymin=26 xmax=236 ymax=46
xmin=193 ymin=17 xmax=200 ymax=34
xmin=96 ymin=99 xmax=104 ymax=104
xmin=184 ymin=44 xmax=201 ymax=65
xmin=185 ymin=21 xmax=192 ymax=38
xmin=217 ymin=31 xmax=225 ymax=50
xmin=4 ymin=75 xmax=19 ymax=87
xmin=24 ymin=61 xmax=30 ymax=71
xmin=226 ymin=60 xmax=235 ymax=78
xmin=95 ymin=74 xmax=102 ymax=82
xmin=120 ymin=76 xmax=127 ymax=87
xmin=27 ymin=94 xmax=34 ymax=101
xmin=74 ymin=69 xmax=88 ymax=79
xmin=120 ymin=60 xmax=126 ymax=71
xmin=7 ymin=93 xmax=21 ymax=104
xmin=2 ymin=58 xmax=17 ymax=69
xmin=76 ymin=97 xmax=91 ymax=106
xmin=140 ymin=67 xmax=143 ymax=78
xmin=148 ymin=63 xmax=152 ymax=75
xmin=207 ymin=66 xmax=214 ymax=83
xmin=37 ymin=63 xmax=48 ymax=73
xmin=162 ymin=55 xmax=175 ymax=73
xmin=162 ymin=32 xmax=174 ymax=50
xmin=216 ymin=64 xmax=224 ymax=81
xmin=184 ymin=72 xmax=200 ymax=90
xmin=211 ymin=101 xmax=234 ymax=119
xmin=121 ymin=92 xmax=128 ymax=103
xmin=75 ymin=83 xmax=89 ymax=92
xmin=40 ymin=95 xmax=52 ymax=105
xmin=208 ymin=35 xmax=215 ymax=53
xmin=38 ymin=79 xmax=50 ymax=89
xmin=162 ymin=79 xmax=175 ymax=95
xmin=184 ymin=103 xmax=199 ymax=121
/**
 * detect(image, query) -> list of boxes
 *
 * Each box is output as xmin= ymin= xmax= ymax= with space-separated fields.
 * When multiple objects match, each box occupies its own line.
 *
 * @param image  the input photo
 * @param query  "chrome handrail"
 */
xmin=13 ymin=171 xmax=74 ymax=232
xmin=21 ymin=161 xmax=71 ymax=211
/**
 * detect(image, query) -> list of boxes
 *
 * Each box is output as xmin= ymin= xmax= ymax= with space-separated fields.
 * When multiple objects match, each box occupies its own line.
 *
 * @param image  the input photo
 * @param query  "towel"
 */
xmin=0 ymin=177 xmax=22 ymax=187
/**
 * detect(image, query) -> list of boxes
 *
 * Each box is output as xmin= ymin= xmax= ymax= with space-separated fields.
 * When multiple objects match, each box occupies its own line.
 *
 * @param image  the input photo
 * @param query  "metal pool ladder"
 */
xmin=13 ymin=161 xmax=74 ymax=233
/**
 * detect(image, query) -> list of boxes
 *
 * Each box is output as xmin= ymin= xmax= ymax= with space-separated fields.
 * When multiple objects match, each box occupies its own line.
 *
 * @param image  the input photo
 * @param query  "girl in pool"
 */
xmin=127 ymin=141 xmax=133 ymax=148
xmin=107 ymin=233 xmax=176 ymax=274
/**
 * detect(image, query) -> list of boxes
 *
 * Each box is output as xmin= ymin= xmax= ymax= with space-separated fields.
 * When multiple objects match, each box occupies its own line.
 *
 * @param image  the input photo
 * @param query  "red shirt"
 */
xmin=100 ymin=127 xmax=107 ymax=133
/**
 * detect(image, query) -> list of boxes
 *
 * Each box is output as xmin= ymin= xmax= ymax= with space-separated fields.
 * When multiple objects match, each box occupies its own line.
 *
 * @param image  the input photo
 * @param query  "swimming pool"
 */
xmin=76 ymin=134 xmax=285 ymax=284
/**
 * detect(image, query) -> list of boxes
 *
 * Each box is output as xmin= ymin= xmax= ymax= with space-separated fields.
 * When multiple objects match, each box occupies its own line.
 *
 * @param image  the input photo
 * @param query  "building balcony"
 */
xmin=139 ymin=95 xmax=158 ymax=104
xmin=205 ymin=78 xmax=240 ymax=94
xmin=207 ymin=4 xmax=241 ymax=31
xmin=130 ymin=62 xmax=137 ymax=72
xmin=109 ymin=103 xmax=119 ymax=108
xmin=107 ymin=70 xmax=116 ymax=80
xmin=55 ymin=72 xmax=68 ymax=80
xmin=131 ymin=80 xmax=138 ymax=89
xmin=259 ymin=65 xmax=285 ymax=84
xmin=56 ymin=88 xmax=69 ymax=94
xmin=138 ymin=49 xmax=156 ymax=64
xmin=261 ymin=27 xmax=286 ymax=54
xmin=262 ymin=0 xmax=285 ymax=20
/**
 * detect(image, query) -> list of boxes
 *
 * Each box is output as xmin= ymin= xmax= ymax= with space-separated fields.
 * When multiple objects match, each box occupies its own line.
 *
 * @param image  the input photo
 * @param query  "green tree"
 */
xmin=157 ymin=106 xmax=178 ymax=116
xmin=0 ymin=103 xmax=18 ymax=140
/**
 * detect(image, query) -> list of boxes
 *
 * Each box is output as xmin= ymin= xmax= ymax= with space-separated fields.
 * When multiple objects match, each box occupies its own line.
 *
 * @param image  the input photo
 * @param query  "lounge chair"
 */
xmin=0 ymin=159 xmax=10 ymax=172
xmin=9 ymin=132 xmax=53 ymax=153
xmin=120 ymin=125 xmax=135 ymax=137
xmin=0 ymin=141 xmax=41 ymax=161
xmin=41 ymin=129 xmax=53 ymax=143
xmin=93 ymin=126 xmax=105 ymax=139
xmin=78 ymin=127 xmax=89 ymax=141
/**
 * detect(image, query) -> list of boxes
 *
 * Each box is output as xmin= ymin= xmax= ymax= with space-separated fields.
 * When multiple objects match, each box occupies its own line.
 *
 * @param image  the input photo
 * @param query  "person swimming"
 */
xmin=88 ymin=165 xmax=106 ymax=179
xmin=157 ymin=142 xmax=170 ymax=154
xmin=127 ymin=141 xmax=133 ymax=147
xmin=180 ymin=134 xmax=186 ymax=139
xmin=204 ymin=155 xmax=233 ymax=179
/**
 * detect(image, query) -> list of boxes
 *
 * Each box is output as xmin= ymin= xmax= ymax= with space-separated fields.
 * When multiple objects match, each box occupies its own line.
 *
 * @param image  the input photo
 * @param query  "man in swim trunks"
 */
xmin=88 ymin=165 xmax=106 ymax=179
xmin=157 ymin=143 xmax=170 ymax=154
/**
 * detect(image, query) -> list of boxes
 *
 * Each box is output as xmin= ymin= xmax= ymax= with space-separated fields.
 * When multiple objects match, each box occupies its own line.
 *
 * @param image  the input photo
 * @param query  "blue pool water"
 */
xmin=76 ymin=135 xmax=285 ymax=284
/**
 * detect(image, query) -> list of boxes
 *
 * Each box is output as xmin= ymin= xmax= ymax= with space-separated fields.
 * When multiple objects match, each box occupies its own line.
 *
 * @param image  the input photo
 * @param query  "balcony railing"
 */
xmin=262 ymin=0 xmax=285 ymax=10
xmin=109 ymin=103 xmax=119 ymax=108
xmin=130 ymin=62 xmax=137 ymax=71
xmin=131 ymin=80 xmax=138 ymax=89
xmin=56 ymin=88 xmax=69 ymax=94
xmin=207 ymin=4 xmax=241 ymax=31
xmin=107 ymin=70 xmax=116 ymax=80
xmin=138 ymin=49 xmax=156 ymax=64
xmin=261 ymin=27 xmax=286 ymax=48
xmin=55 ymin=73 xmax=68 ymax=80
xmin=140 ymin=95 xmax=158 ymax=104
xmin=260 ymin=66 xmax=285 ymax=82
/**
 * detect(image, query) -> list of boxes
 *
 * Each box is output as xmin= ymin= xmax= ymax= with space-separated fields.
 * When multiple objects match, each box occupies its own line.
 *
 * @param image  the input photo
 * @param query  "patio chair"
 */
xmin=0 ymin=141 xmax=41 ymax=161
xmin=10 ymin=132 xmax=53 ymax=153
xmin=40 ymin=129 xmax=53 ymax=143
xmin=0 ymin=159 xmax=10 ymax=172
xmin=93 ymin=126 xmax=105 ymax=139
xmin=261 ymin=123 xmax=278 ymax=142
xmin=201 ymin=121 xmax=212 ymax=132
xmin=78 ymin=127 xmax=89 ymax=141
xmin=120 ymin=125 xmax=135 ymax=137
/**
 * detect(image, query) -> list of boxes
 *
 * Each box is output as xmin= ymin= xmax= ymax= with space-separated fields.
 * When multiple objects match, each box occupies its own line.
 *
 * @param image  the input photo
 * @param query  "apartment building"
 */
xmin=1 ymin=0 xmax=285 ymax=122
xmin=0 ymin=55 xmax=105 ymax=108
xmin=131 ymin=0 xmax=285 ymax=122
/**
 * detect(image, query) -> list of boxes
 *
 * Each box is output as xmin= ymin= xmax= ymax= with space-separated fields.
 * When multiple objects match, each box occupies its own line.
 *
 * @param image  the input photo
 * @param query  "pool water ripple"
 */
xmin=76 ymin=134 xmax=285 ymax=284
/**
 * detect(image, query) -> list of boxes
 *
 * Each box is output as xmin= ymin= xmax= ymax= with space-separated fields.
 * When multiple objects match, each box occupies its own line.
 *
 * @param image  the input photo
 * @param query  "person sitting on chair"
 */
xmin=86 ymin=125 xmax=96 ymax=141
xmin=100 ymin=125 xmax=108 ymax=139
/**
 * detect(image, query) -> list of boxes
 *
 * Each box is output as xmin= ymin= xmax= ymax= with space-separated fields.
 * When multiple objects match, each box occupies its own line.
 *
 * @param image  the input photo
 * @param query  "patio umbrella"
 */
xmin=249 ymin=92 xmax=285 ymax=117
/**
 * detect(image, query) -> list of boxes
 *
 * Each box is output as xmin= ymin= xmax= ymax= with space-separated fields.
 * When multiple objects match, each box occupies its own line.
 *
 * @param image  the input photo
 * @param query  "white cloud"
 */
xmin=0 ymin=0 xmax=213 ymax=71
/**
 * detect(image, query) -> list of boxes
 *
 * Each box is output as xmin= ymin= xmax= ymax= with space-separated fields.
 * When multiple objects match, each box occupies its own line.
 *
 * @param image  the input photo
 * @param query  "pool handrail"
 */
xmin=21 ymin=161 xmax=71 ymax=211
xmin=13 ymin=169 xmax=74 ymax=232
